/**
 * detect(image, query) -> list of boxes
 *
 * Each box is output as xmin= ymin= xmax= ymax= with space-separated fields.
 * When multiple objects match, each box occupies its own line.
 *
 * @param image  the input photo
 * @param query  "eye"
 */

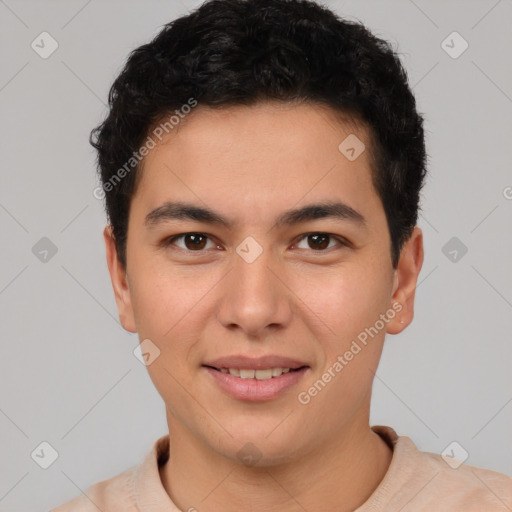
xmin=162 ymin=232 xmax=349 ymax=254
xmin=164 ymin=232 xmax=219 ymax=252
xmin=293 ymin=233 xmax=348 ymax=251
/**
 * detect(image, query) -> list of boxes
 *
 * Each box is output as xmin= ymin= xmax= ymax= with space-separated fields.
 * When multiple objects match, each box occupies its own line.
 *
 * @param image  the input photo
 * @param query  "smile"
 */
xmin=208 ymin=367 xmax=303 ymax=380
xmin=203 ymin=365 xmax=309 ymax=401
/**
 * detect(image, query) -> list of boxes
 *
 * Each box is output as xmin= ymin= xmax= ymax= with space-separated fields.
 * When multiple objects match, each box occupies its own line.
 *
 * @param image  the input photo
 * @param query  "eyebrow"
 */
xmin=144 ymin=200 xmax=367 ymax=230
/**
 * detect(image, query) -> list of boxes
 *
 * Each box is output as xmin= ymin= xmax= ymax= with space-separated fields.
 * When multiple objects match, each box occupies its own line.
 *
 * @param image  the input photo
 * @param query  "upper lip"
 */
xmin=203 ymin=355 xmax=309 ymax=370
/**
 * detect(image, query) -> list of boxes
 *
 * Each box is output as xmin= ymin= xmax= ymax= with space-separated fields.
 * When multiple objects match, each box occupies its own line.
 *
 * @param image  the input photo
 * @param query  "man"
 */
xmin=52 ymin=0 xmax=512 ymax=510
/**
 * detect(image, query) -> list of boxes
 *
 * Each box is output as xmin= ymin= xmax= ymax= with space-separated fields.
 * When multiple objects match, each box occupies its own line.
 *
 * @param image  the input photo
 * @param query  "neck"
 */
xmin=159 ymin=410 xmax=393 ymax=512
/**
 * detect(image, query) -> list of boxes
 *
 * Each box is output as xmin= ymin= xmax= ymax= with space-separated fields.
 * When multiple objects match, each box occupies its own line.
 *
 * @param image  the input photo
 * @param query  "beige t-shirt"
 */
xmin=51 ymin=425 xmax=512 ymax=511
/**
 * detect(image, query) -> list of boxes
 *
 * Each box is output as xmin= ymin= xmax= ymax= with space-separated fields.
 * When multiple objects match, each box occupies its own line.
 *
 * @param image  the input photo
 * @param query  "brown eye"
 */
xmin=294 ymin=233 xmax=346 ymax=251
xmin=166 ymin=233 xmax=214 ymax=251
xmin=183 ymin=233 xmax=208 ymax=250
xmin=307 ymin=233 xmax=330 ymax=250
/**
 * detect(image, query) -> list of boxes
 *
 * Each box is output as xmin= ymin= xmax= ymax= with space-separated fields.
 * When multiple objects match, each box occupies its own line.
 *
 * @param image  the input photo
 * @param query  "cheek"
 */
xmin=304 ymin=264 xmax=391 ymax=341
xmin=128 ymin=259 xmax=218 ymax=382
xmin=293 ymin=270 xmax=389 ymax=431
xmin=128 ymin=254 xmax=203 ymax=336
xmin=130 ymin=270 xmax=203 ymax=408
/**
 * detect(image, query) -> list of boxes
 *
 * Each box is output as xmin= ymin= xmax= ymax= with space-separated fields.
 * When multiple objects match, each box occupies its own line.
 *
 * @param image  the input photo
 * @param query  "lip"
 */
xmin=203 ymin=355 xmax=308 ymax=370
xmin=203 ymin=366 xmax=309 ymax=401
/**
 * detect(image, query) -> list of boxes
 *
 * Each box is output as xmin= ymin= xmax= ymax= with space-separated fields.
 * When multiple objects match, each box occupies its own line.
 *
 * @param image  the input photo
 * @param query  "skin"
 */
xmin=104 ymin=101 xmax=424 ymax=512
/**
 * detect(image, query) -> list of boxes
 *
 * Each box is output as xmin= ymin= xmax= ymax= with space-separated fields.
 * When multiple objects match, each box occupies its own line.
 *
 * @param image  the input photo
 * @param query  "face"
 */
xmin=105 ymin=102 xmax=423 ymax=465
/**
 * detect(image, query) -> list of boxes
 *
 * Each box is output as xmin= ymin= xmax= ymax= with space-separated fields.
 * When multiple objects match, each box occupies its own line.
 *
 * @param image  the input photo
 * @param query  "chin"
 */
xmin=207 ymin=423 xmax=306 ymax=468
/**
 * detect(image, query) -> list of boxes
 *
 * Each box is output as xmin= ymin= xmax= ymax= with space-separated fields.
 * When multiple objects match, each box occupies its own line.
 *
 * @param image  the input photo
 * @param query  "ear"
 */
xmin=103 ymin=225 xmax=137 ymax=333
xmin=386 ymin=226 xmax=424 ymax=335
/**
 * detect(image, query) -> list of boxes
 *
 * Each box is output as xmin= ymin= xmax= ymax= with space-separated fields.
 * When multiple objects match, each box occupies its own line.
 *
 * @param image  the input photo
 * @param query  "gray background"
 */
xmin=0 ymin=0 xmax=511 ymax=510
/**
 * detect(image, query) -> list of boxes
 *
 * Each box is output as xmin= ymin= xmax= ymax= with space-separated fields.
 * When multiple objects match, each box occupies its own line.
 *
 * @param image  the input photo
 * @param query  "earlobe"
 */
xmin=103 ymin=225 xmax=138 ymax=333
xmin=386 ymin=226 xmax=424 ymax=335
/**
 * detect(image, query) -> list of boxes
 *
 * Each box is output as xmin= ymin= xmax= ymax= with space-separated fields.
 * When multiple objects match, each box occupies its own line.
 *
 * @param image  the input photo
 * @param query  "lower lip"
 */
xmin=203 ymin=366 xmax=309 ymax=401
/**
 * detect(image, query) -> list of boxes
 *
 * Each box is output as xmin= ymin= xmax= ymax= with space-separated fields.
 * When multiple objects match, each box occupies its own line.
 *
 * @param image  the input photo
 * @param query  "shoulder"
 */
xmin=368 ymin=426 xmax=512 ymax=511
xmin=50 ymin=434 xmax=171 ymax=512
xmin=419 ymin=450 xmax=512 ymax=510
xmin=50 ymin=466 xmax=137 ymax=512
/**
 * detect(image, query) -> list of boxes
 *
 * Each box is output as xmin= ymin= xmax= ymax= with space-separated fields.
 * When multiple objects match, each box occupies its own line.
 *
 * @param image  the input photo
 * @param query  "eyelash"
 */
xmin=162 ymin=232 xmax=350 ymax=253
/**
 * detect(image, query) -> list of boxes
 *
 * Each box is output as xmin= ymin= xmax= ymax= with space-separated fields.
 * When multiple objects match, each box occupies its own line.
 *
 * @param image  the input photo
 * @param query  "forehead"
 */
xmin=132 ymin=102 xmax=382 ymax=228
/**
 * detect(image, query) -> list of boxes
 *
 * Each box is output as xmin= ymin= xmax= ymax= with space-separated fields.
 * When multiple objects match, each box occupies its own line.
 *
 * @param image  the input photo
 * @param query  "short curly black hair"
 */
xmin=90 ymin=0 xmax=427 ymax=270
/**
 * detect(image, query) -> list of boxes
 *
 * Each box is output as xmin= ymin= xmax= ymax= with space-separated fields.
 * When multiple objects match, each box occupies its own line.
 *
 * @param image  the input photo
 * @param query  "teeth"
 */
xmin=220 ymin=367 xmax=294 ymax=379
xmin=255 ymin=369 xmax=272 ymax=380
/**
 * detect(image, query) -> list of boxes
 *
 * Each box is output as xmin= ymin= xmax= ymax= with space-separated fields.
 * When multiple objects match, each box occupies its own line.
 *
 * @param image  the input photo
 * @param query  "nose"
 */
xmin=215 ymin=244 xmax=293 ymax=339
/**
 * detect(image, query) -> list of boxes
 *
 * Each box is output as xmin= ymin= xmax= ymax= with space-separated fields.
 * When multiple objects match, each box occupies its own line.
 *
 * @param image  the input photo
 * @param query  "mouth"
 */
xmin=203 ymin=365 xmax=308 ymax=380
xmin=202 ymin=363 xmax=310 ymax=401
